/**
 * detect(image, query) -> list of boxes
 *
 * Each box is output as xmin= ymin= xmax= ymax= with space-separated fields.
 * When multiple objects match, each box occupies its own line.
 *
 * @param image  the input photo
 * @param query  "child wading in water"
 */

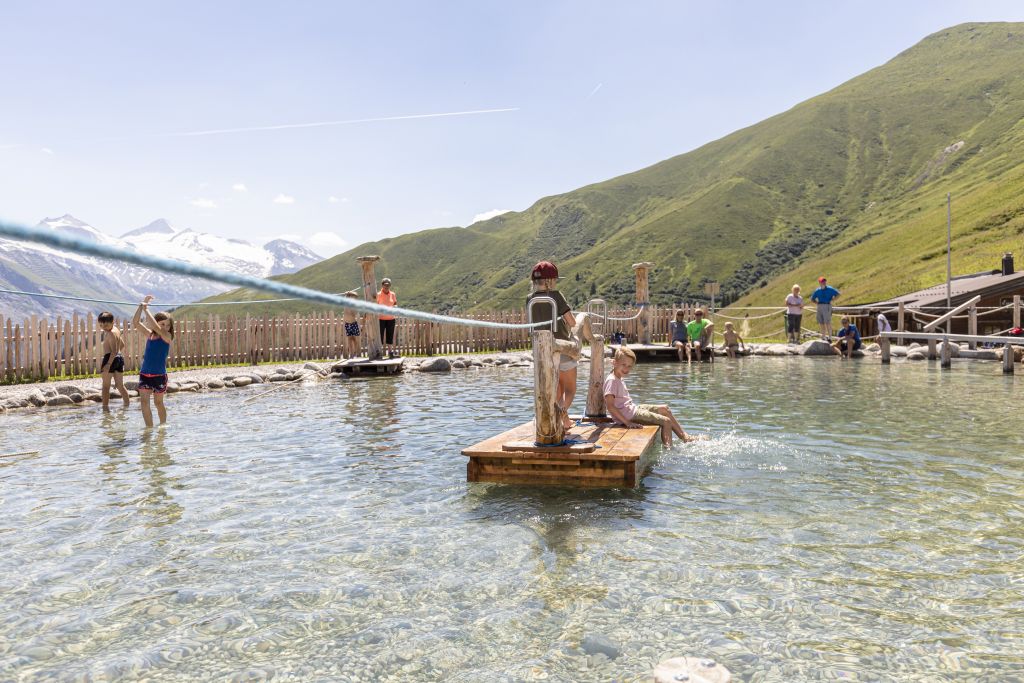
xmin=342 ymin=290 xmax=364 ymax=359
xmin=603 ymin=346 xmax=696 ymax=447
xmin=97 ymin=311 xmax=130 ymax=409
xmin=132 ymin=296 xmax=174 ymax=427
xmin=722 ymin=321 xmax=746 ymax=358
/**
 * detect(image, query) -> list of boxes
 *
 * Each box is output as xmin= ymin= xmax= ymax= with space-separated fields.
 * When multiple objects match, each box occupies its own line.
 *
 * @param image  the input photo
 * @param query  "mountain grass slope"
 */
xmin=180 ymin=22 xmax=1024 ymax=319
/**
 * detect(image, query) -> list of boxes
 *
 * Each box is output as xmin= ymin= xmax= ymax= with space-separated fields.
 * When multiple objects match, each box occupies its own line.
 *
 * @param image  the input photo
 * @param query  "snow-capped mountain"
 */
xmin=0 ymin=214 xmax=323 ymax=319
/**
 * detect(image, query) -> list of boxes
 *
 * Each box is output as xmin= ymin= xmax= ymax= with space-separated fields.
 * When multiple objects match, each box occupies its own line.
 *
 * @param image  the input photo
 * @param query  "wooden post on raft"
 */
xmin=880 ymin=335 xmax=891 ymax=364
xmin=533 ymin=329 xmax=564 ymax=445
xmin=583 ymin=303 xmax=608 ymax=418
xmin=357 ymin=256 xmax=384 ymax=361
xmin=1004 ymin=344 xmax=1014 ymax=374
xmin=632 ymin=261 xmax=654 ymax=345
xmin=528 ymin=295 xmax=565 ymax=445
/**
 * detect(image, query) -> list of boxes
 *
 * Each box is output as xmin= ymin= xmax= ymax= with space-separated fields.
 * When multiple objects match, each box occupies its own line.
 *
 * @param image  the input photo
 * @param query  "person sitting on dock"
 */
xmin=603 ymin=346 xmax=694 ymax=447
xmin=686 ymin=309 xmax=714 ymax=361
xmin=527 ymin=260 xmax=577 ymax=429
xmin=722 ymin=322 xmax=746 ymax=358
xmin=669 ymin=309 xmax=689 ymax=362
xmin=832 ymin=316 xmax=862 ymax=359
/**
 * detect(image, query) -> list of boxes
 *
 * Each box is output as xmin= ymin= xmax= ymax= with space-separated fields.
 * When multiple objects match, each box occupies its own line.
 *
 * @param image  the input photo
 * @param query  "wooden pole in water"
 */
xmin=928 ymin=339 xmax=937 ymax=360
xmin=880 ymin=335 xmax=891 ymax=364
xmin=941 ymin=337 xmax=952 ymax=368
xmin=357 ymin=256 xmax=384 ymax=361
xmin=1014 ymin=295 xmax=1021 ymax=329
xmin=968 ymin=305 xmax=978 ymax=349
xmin=1003 ymin=343 xmax=1014 ymax=374
xmin=632 ymin=262 xmax=654 ymax=345
xmin=897 ymin=302 xmax=905 ymax=345
xmin=533 ymin=329 xmax=564 ymax=445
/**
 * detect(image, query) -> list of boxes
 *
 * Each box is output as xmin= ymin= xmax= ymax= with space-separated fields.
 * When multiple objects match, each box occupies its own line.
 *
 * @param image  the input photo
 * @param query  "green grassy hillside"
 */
xmin=179 ymin=23 xmax=1024 ymax=319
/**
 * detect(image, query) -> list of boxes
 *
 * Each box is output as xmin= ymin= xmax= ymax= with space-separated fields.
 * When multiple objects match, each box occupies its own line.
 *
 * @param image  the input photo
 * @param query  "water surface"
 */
xmin=1 ymin=358 xmax=1022 ymax=681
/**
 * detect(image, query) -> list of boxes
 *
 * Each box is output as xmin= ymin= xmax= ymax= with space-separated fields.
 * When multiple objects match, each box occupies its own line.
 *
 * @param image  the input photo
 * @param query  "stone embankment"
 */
xmin=0 ymin=353 xmax=535 ymax=415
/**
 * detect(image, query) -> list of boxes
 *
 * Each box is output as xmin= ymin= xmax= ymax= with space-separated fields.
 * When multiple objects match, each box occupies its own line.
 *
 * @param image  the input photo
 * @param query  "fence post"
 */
xmin=968 ymin=305 xmax=978 ymax=349
xmin=897 ymin=302 xmax=905 ymax=345
xmin=1014 ymin=295 xmax=1021 ymax=329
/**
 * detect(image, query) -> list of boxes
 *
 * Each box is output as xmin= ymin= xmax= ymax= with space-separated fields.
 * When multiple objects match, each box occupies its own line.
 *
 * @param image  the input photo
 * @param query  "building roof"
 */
xmin=868 ymin=269 xmax=1024 ymax=309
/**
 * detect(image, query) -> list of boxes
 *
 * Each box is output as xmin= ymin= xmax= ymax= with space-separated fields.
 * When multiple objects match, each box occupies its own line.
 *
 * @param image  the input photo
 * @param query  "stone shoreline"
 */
xmin=1 ymin=340 xmax=1011 ymax=416
xmin=0 ymin=352 xmax=535 ymax=415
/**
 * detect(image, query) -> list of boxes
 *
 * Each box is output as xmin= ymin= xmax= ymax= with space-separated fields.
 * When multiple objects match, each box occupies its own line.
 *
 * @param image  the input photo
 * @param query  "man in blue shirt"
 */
xmin=832 ymin=316 xmax=862 ymax=359
xmin=809 ymin=276 xmax=840 ymax=339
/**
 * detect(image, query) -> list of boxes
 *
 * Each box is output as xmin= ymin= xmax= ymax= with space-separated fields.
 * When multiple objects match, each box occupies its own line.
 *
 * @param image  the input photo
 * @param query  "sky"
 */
xmin=3 ymin=1 xmax=1024 ymax=257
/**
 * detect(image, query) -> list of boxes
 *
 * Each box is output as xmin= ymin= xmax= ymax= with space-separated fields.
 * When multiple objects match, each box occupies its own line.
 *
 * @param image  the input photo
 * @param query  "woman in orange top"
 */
xmin=376 ymin=277 xmax=399 ymax=357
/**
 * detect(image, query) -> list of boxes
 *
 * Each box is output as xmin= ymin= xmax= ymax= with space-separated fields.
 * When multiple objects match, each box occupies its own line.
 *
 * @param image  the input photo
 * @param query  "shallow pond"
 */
xmin=1 ymin=358 xmax=1022 ymax=681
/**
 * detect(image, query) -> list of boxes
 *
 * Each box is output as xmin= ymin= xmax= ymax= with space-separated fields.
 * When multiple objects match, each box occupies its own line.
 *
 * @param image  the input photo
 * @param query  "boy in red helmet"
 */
xmin=526 ymin=260 xmax=577 ymax=429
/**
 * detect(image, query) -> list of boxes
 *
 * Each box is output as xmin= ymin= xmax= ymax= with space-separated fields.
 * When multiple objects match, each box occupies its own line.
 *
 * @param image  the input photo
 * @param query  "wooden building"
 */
xmin=856 ymin=253 xmax=1024 ymax=337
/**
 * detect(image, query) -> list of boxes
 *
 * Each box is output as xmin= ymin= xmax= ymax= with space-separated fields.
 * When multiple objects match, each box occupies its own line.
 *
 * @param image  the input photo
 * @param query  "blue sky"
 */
xmin=3 ymin=1 xmax=1024 ymax=256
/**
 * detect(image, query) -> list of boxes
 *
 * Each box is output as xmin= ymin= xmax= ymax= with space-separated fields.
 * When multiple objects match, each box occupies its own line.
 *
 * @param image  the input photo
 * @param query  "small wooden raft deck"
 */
xmin=462 ymin=419 xmax=660 ymax=488
xmin=335 ymin=357 xmax=404 ymax=376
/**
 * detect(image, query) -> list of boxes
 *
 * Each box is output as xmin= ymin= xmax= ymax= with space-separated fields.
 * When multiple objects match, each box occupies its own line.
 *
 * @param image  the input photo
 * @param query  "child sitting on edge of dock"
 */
xmin=342 ymin=290 xmax=364 ymax=359
xmin=722 ymin=321 xmax=746 ymax=358
xmin=603 ymin=346 xmax=695 ymax=447
xmin=97 ymin=311 xmax=129 ymax=409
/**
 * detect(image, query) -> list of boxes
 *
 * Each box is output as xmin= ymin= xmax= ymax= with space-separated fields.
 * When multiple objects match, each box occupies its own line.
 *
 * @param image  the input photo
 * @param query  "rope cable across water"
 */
xmin=0 ymin=219 xmax=549 ymax=330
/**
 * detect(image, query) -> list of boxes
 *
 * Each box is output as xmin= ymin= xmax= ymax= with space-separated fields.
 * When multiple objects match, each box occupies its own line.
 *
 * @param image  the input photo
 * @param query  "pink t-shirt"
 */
xmin=785 ymin=294 xmax=804 ymax=315
xmin=602 ymin=373 xmax=637 ymax=421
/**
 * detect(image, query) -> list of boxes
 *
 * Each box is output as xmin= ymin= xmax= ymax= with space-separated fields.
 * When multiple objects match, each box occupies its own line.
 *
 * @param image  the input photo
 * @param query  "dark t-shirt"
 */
xmin=526 ymin=290 xmax=571 ymax=340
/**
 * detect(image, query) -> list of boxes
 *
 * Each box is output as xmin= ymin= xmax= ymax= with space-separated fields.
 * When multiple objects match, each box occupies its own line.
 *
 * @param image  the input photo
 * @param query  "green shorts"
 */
xmin=631 ymin=404 xmax=670 ymax=427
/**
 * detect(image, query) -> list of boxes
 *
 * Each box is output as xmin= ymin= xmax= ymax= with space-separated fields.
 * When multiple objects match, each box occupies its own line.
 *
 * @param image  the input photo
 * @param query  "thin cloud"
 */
xmin=189 ymin=198 xmax=217 ymax=209
xmin=328 ymin=196 xmax=350 ymax=204
xmin=40 ymin=147 xmax=54 ymax=155
xmin=159 ymin=108 xmax=519 ymax=139
xmin=273 ymin=193 xmax=295 ymax=205
xmin=472 ymin=209 xmax=512 ymax=224
xmin=308 ymin=231 xmax=348 ymax=255
xmin=587 ymin=83 xmax=603 ymax=99
xmin=232 ymin=183 xmax=248 ymax=192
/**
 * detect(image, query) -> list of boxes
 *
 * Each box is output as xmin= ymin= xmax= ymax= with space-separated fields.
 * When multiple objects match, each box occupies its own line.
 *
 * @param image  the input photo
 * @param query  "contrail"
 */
xmin=587 ymin=83 xmax=603 ymax=98
xmin=161 ymin=107 xmax=520 ymax=138
xmin=0 ymin=107 xmax=521 ymax=149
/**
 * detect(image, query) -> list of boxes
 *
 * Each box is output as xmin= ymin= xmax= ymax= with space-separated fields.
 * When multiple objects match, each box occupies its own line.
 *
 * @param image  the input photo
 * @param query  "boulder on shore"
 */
xmin=46 ymin=395 xmax=74 ymax=407
xmin=56 ymin=384 xmax=85 ymax=397
xmin=907 ymin=350 xmax=927 ymax=361
xmin=206 ymin=379 xmax=225 ymax=389
xmin=27 ymin=390 xmax=47 ymax=407
xmin=232 ymin=377 xmax=253 ymax=387
xmin=418 ymin=357 xmax=452 ymax=372
xmin=800 ymin=340 xmax=834 ymax=356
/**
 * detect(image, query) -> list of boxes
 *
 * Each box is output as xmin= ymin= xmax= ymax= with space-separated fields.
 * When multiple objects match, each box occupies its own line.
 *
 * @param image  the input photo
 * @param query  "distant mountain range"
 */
xmin=186 ymin=22 xmax=1024 ymax=319
xmin=0 ymin=215 xmax=322 ymax=319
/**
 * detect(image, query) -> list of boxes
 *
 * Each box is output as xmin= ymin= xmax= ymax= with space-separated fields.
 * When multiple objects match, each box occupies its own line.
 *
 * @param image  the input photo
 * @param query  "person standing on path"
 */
xmin=810 ymin=277 xmax=840 ymax=340
xmin=784 ymin=284 xmax=805 ymax=344
xmin=376 ymin=277 xmax=399 ymax=358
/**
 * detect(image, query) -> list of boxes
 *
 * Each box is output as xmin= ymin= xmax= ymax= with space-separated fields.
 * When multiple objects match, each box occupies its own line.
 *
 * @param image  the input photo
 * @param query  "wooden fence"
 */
xmin=0 ymin=305 xmax=709 ymax=383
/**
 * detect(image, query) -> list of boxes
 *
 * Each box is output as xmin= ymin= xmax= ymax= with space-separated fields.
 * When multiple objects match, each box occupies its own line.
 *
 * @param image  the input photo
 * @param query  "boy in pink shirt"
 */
xmin=603 ymin=346 xmax=696 ymax=447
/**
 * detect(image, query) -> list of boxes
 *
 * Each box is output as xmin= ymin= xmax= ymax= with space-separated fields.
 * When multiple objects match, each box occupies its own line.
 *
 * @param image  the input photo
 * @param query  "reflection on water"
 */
xmin=0 ymin=359 xmax=1022 ymax=681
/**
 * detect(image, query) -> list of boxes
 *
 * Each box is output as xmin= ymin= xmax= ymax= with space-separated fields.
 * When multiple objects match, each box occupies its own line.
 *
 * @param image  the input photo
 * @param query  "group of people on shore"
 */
xmin=784 ymin=277 xmax=887 ymax=358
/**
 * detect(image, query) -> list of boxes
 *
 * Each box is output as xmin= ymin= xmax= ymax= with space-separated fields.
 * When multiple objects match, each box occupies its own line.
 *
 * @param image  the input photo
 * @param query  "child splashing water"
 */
xmin=132 ymin=295 xmax=174 ymax=427
xmin=603 ymin=346 xmax=698 ymax=447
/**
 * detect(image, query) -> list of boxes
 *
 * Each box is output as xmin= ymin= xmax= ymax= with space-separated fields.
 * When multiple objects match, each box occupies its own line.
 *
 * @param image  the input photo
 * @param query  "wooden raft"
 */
xmin=462 ymin=419 xmax=660 ymax=488
xmin=335 ymin=357 xmax=404 ymax=376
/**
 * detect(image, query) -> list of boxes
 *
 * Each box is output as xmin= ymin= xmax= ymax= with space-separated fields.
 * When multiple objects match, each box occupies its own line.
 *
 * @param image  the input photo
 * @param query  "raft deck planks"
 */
xmin=335 ymin=357 xmax=405 ymax=376
xmin=462 ymin=419 xmax=660 ymax=487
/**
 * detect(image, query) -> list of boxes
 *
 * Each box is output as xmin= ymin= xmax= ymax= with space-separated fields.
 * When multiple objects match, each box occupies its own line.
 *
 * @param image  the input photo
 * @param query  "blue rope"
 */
xmin=0 ymin=286 xmax=359 ymax=308
xmin=0 ymin=219 xmax=549 ymax=330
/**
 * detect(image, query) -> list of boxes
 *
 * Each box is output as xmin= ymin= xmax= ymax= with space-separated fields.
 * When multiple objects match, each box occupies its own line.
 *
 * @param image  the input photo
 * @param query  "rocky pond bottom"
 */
xmin=1 ymin=359 xmax=1022 ymax=681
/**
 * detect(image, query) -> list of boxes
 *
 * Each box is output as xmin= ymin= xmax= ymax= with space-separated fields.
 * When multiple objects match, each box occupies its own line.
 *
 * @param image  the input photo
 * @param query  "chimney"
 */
xmin=1002 ymin=252 xmax=1014 ymax=276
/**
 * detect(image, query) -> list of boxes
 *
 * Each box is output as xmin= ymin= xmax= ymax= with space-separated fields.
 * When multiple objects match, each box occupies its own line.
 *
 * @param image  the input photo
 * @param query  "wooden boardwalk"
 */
xmin=584 ymin=343 xmax=712 ymax=362
xmin=462 ymin=418 xmax=660 ymax=488
xmin=334 ymin=357 xmax=404 ymax=376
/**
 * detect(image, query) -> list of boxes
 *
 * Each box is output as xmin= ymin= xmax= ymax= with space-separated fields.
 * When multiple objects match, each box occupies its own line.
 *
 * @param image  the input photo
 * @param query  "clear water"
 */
xmin=1 ymin=359 xmax=1022 ymax=682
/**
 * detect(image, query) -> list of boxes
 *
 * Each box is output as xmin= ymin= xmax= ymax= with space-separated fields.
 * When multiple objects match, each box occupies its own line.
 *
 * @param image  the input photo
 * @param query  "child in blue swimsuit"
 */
xmin=132 ymin=295 xmax=175 ymax=427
